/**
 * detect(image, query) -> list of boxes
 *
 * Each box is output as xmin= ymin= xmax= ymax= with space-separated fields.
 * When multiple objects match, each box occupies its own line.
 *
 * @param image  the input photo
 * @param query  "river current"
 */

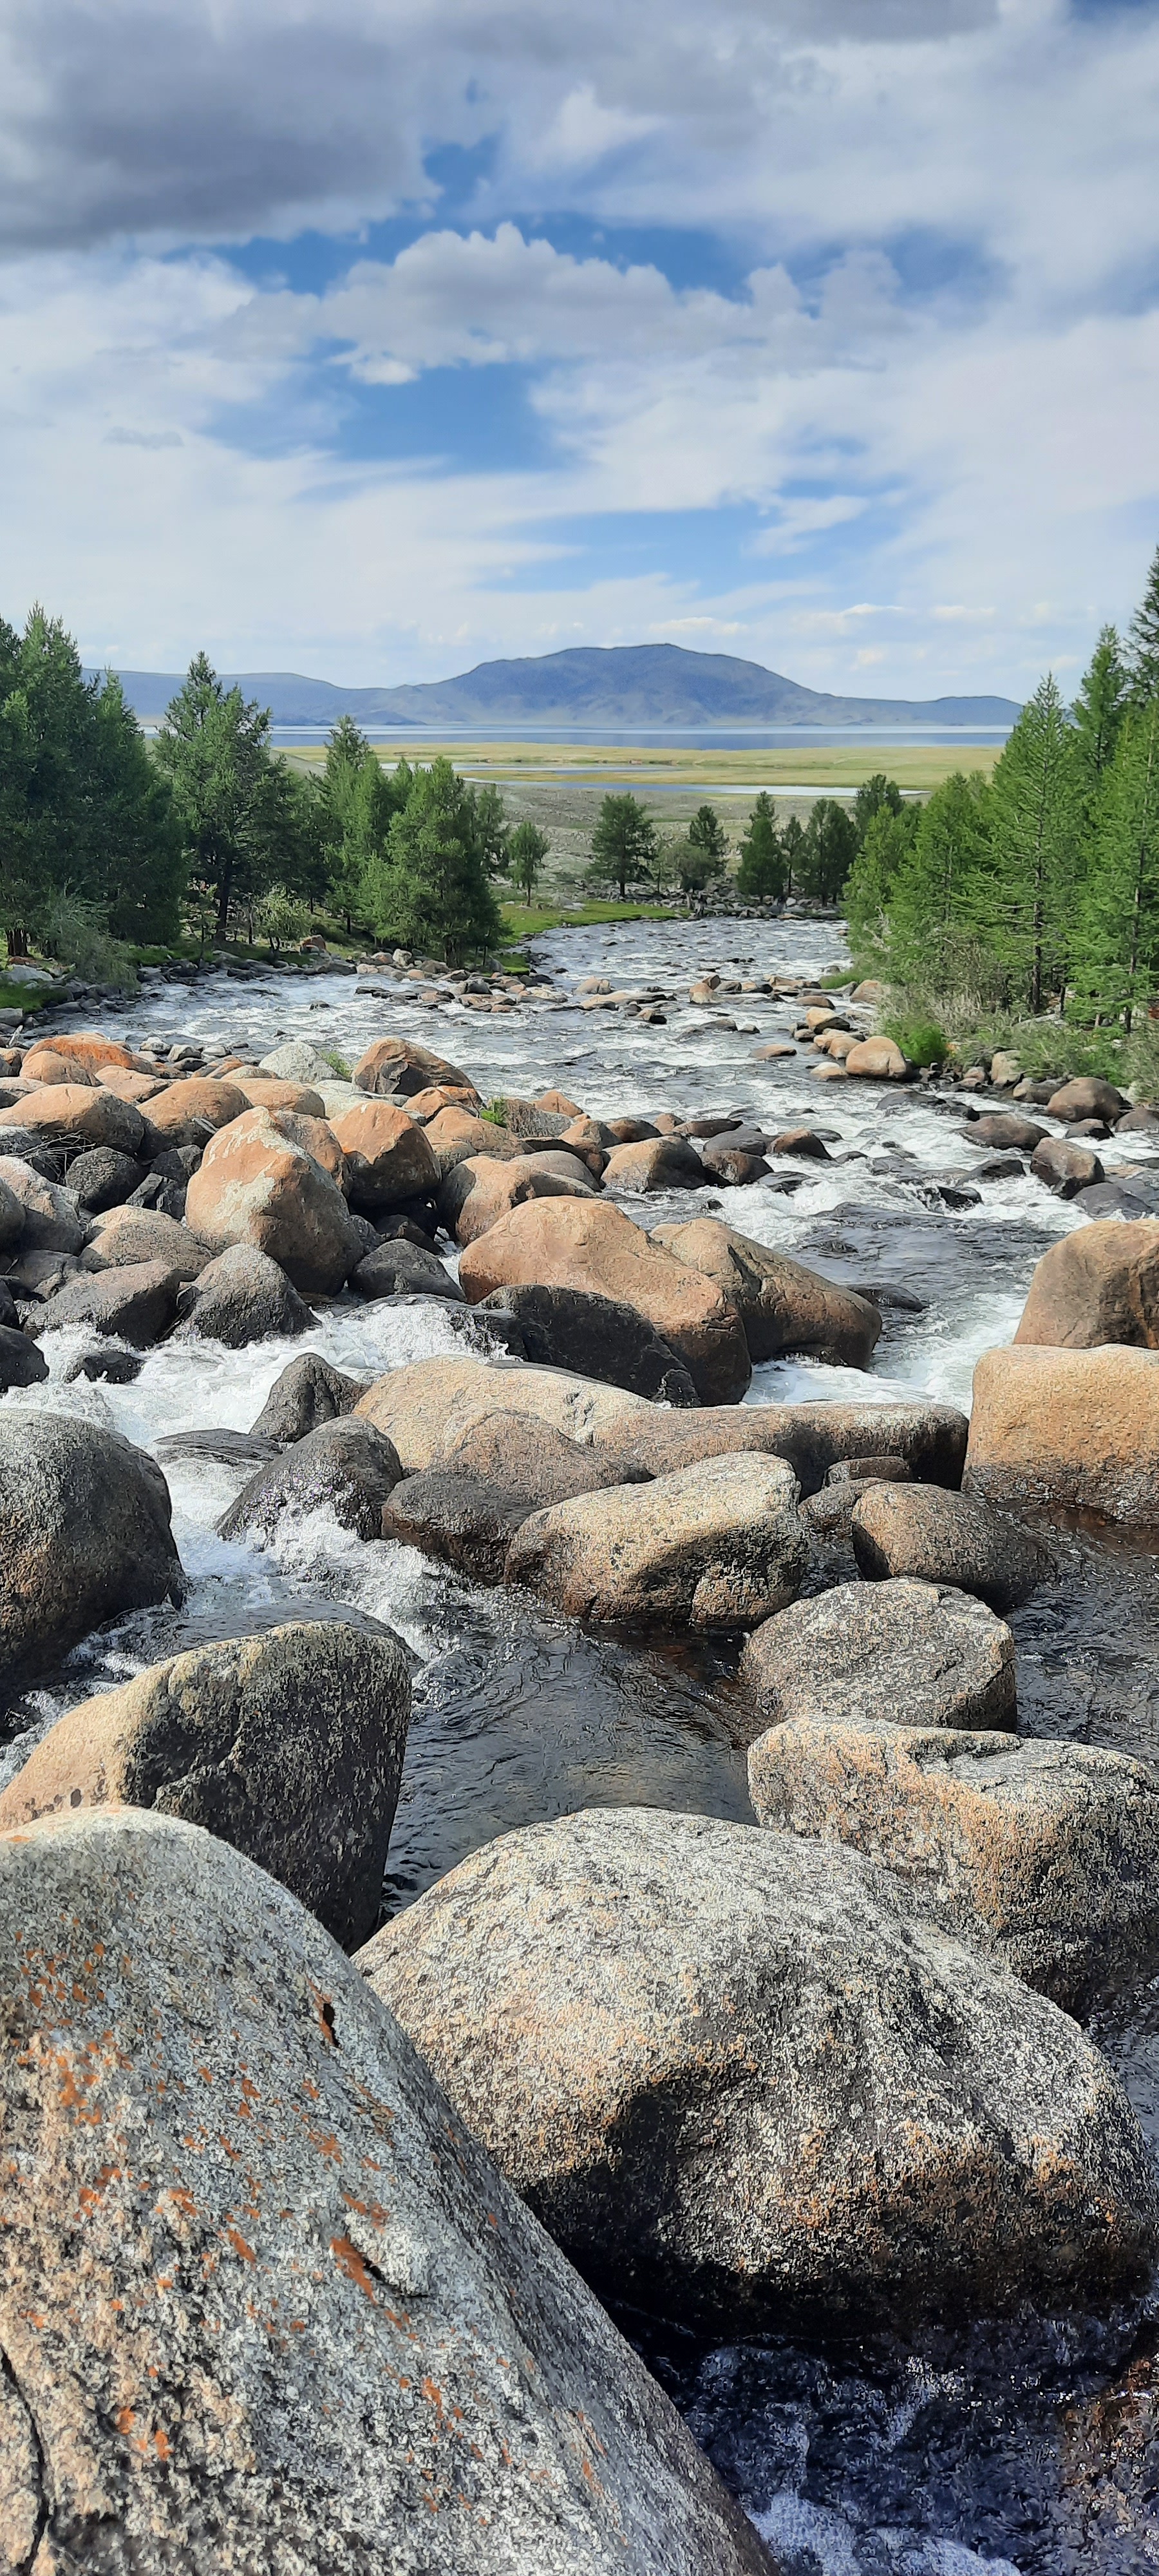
xmin=3 ymin=914 xmax=1158 ymax=2572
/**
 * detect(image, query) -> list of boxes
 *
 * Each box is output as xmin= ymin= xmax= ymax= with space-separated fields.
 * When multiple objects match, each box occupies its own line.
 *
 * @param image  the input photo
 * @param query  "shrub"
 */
xmin=883 ymin=1016 xmax=948 ymax=1068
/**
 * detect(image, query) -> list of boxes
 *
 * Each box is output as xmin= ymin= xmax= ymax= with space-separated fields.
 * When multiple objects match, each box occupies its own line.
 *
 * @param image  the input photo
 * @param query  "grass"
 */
xmin=0 ymin=980 xmax=50 ymax=1016
xmin=500 ymin=897 xmax=675 ymax=939
xmin=290 ymin=741 xmax=1000 ymax=795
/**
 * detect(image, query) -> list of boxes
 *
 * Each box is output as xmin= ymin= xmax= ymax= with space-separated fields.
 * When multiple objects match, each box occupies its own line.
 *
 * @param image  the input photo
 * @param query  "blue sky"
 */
xmin=1 ymin=0 xmax=1157 ymax=697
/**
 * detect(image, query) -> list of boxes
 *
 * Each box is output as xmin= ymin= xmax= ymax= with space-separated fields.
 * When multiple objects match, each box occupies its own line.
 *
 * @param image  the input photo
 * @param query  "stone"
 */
xmin=33 ymin=1257 xmax=182 ymax=1347
xmin=356 ymin=1355 xmax=648 ymax=1472
xmin=0 ymin=1164 xmax=86 ymax=1266
xmin=353 ymin=1034 xmax=474 ymax=1097
xmin=1030 ymin=1135 xmax=1105 ymax=1197
xmin=352 ymin=1240 xmax=464 ymax=1302
xmin=593 ymin=1394 xmax=968 ymax=1494
xmin=361 ymin=1806 xmax=1158 ymax=2336
xmin=739 ymin=1578 xmax=1017 ymax=1733
xmin=0 ymin=1412 xmax=182 ymax=1696
xmin=423 ymin=1106 xmax=522 ymax=1174
xmin=81 ymin=1203 xmax=212 ymax=1282
xmin=966 ymin=1342 xmax=1159 ymax=1520
xmin=1046 ymin=1077 xmax=1127 ymax=1122
xmin=652 ymin=1217 xmax=881 ymax=1368
xmin=603 ymin=1116 xmax=658 ymax=1143
xmin=19 ymin=1045 xmax=95 ymax=1086
xmin=843 ymin=1036 xmax=910 ymax=1080
xmin=0 ymin=1808 xmax=766 ymax=2575
xmin=258 ymin=1039 xmax=343 ymax=1083
xmin=144 ymin=1075 xmax=249 ymax=1146
xmin=988 ymin=1048 xmax=1023 ymax=1086
xmin=476 ymin=1284 xmax=698 ymax=1405
xmin=382 ymin=1472 xmax=534 ymax=1581
xmin=0 ymin=1621 xmax=411 ymax=1951
xmin=850 ymin=1480 xmax=1053 ymax=1612
xmin=330 ymin=1097 xmax=440 ymax=1206
xmin=65 ymin=1145 xmax=147 ymax=1210
xmin=457 ymin=1200 xmax=752 ymax=1406
xmin=440 ymin=1408 xmax=652 ymax=1508
xmin=250 ymin=1351 xmax=369 ymax=1444
xmin=440 ymin=1151 xmax=598 ymax=1246
xmin=176 ymin=1243 xmax=314 ymax=1347
xmin=26 ymin=1030 xmax=135 ymax=1075
xmin=185 ymin=1105 xmax=364 ymax=1294
xmin=770 ymin=1127 xmax=831 ymax=1157
xmin=1115 ymin=1104 xmax=1159 ymax=1133
xmin=0 ymin=1170 xmax=23 ymax=1249
xmin=602 ymin=1136 xmax=704 ymax=1191
xmin=0 ymin=1081 xmax=146 ymax=1154
xmin=1013 ymin=1217 xmax=1159 ymax=1348
xmin=963 ymin=1114 xmax=1047 ymax=1151
xmin=230 ymin=1075 xmax=328 ymax=1117
xmin=507 ymin=1452 xmax=807 ymax=1631
xmin=0 ymin=1325 xmax=48 ymax=1390
xmin=536 ymin=1088 xmax=584 ymax=1117
xmin=746 ymin=1719 xmax=1159 ymax=2018
xmin=698 ymin=1142 xmax=769 ymax=1184
xmin=218 ymin=1416 xmax=404 ymax=1544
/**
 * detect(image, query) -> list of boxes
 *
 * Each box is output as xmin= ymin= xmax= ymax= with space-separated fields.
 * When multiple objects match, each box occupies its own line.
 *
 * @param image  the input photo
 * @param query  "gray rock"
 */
xmin=177 ymin=1243 xmax=313 ymax=1347
xmin=351 ymin=1241 xmax=465 ymax=1302
xmin=250 ymin=1350 xmax=370 ymax=1444
xmin=81 ymin=1204 xmax=211 ymax=1281
xmin=218 ymin=1417 xmax=403 ymax=1545
xmin=961 ymin=1114 xmax=1046 ymax=1151
xmin=739 ymin=1578 xmax=1017 ymax=1734
xmin=155 ymin=1429 xmax=283 ymax=1470
xmin=1031 ymin=1136 xmax=1104 ymax=1197
xmin=65 ymin=1145 xmax=147 ymax=1210
xmin=850 ymin=1481 xmax=1053 ymax=1613
xmin=442 ymin=1408 xmax=653 ymax=1508
xmin=0 ymin=1622 xmax=410 ymax=1951
xmin=507 ymin=1452 xmax=808 ymax=1631
xmin=0 ymin=1154 xmax=84 ymax=1251
xmin=361 ymin=1806 xmax=1159 ymax=2334
xmin=382 ymin=1472 xmax=534 ymax=1581
xmin=63 ymin=1345 xmax=144 ymax=1385
xmin=0 ymin=1170 xmax=24 ymax=1249
xmin=746 ymin=1718 xmax=1159 ymax=2018
xmin=0 ymin=1807 xmax=769 ymax=2574
xmin=34 ymin=1257 xmax=182 ymax=1347
xmin=0 ymin=1412 xmax=183 ymax=1698
xmin=477 ymin=1283 xmax=699 ymax=1405
xmin=593 ymin=1394 xmax=968 ymax=1495
xmin=258 ymin=1038 xmax=344 ymax=1083
xmin=0 ymin=1325 xmax=48 ymax=1390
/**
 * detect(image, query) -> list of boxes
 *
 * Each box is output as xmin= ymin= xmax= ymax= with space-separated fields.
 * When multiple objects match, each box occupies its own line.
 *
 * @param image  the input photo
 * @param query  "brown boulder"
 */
xmin=353 ymin=1035 xmax=472 ymax=1096
xmin=33 ymin=1258 xmax=182 ymax=1346
xmin=963 ymin=1113 xmax=1046 ymax=1151
xmin=536 ymin=1088 xmax=584 ymax=1117
xmin=230 ymin=1074 xmax=326 ymax=1116
xmin=20 ymin=1046 xmax=95 ymax=1085
xmin=144 ymin=1075 xmax=249 ymax=1144
xmin=81 ymin=1204 xmax=212 ymax=1280
xmin=507 ymin=1453 xmax=807 ymax=1630
xmin=185 ymin=1105 xmax=363 ymax=1293
xmin=1046 ymin=1077 xmax=1127 ymax=1122
xmin=440 ymin=1151 xmax=598 ymax=1245
xmin=422 ymin=1106 xmax=523 ymax=1173
xmin=594 ymin=1394 xmax=967 ymax=1493
xmin=740 ymin=1578 xmax=1017 ymax=1734
xmin=0 ymin=1083 xmax=146 ymax=1155
xmin=851 ymin=1479 xmax=1053 ymax=1611
xmin=652 ymin=1216 xmax=881 ymax=1368
xmin=603 ymin=1136 xmax=704 ymax=1190
xmin=442 ymin=1408 xmax=650 ymax=1508
xmin=1014 ymin=1218 xmax=1159 ymax=1348
xmin=355 ymin=1355 xmax=648 ymax=1471
xmin=843 ymin=1036 xmax=910 ymax=1080
xmin=1030 ymin=1135 xmax=1104 ymax=1197
xmin=458 ymin=1198 xmax=751 ymax=1404
xmin=97 ymin=1065 xmax=167 ymax=1101
xmin=330 ymin=1097 xmax=438 ymax=1206
xmin=28 ymin=1031 xmax=135 ymax=1074
xmin=966 ymin=1343 xmax=1159 ymax=1520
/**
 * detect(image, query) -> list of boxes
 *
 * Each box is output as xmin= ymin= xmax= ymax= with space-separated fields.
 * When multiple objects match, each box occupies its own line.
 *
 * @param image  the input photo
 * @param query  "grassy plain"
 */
xmin=289 ymin=738 xmax=998 ymax=796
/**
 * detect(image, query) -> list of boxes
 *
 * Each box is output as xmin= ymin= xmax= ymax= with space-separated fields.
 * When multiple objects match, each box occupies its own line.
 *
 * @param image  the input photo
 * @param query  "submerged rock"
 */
xmin=739 ymin=1578 xmax=1017 ymax=1733
xmin=361 ymin=1807 xmax=1159 ymax=2334
xmin=850 ymin=1480 xmax=1053 ymax=1612
xmin=0 ymin=1412 xmax=183 ymax=1698
xmin=0 ymin=1807 xmax=768 ymax=2573
xmin=218 ymin=1417 xmax=403 ymax=1545
xmin=507 ymin=1452 xmax=807 ymax=1631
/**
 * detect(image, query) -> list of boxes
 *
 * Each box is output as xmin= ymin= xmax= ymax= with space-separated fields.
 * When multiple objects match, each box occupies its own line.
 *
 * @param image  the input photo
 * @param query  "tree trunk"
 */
xmin=5 ymin=927 xmax=28 ymax=960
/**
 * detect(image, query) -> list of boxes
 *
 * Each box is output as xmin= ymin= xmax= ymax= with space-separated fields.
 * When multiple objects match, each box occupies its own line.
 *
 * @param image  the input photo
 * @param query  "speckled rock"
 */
xmin=458 ymin=1199 xmax=751 ymax=1405
xmin=966 ymin=1343 xmax=1159 ymax=1520
xmin=850 ymin=1481 xmax=1053 ymax=1612
xmin=81 ymin=1203 xmax=212 ymax=1281
xmin=652 ymin=1216 xmax=881 ymax=1368
xmin=218 ymin=1417 xmax=403 ymax=1545
xmin=1013 ymin=1218 xmax=1159 ymax=1349
xmin=0 ymin=1081 xmax=146 ymax=1153
xmin=0 ymin=1807 xmax=770 ymax=2573
xmin=176 ymin=1242 xmax=314 ymax=1347
xmin=593 ymin=1394 xmax=968 ymax=1493
xmin=440 ymin=1151 xmax=598 ymax=1246
xmin=185 ymin=1106 xmax=363 ymax=1294
xmin=0 ymin=1621 xmax=410 ymax=1949
xmin=33 ymin=1255 xmax=182 ymax=1347
xmin=330 ymin=1097 xmax=440 ymax=1208
xmin=0 ymin=1156 xmax=84 ymax=1252
xmin=739 ymin=1578 xmax=1016 ymax=1734
xmin=746 ymin=1718 xmax=1159 ymax=2016
xmin=476 ymin=1283 xmax=698 ymax=1405
xmin=361 ymin=1806 xmax=1159 ymax=2334
xmin=0 ymin=1412 xmax=183 ymax=1698
xmin=353 ymin=1034 xmax=474 ymax=1096
xmin=250 ymin=1351 xmax=370 ymax=1443
xmin=440 ymin=1408 xmax=652 ymax=1508
xmin=507 ymin=1452 xmax=807 ymax=1630
xmin=382 ymin=1472 xmax=534 ymax=1581
xmin=356 ymin=1354 xmax=648 ymax=1472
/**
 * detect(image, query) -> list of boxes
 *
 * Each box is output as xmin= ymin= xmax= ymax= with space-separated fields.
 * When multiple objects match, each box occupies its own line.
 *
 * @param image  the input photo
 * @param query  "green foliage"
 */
xmin=473 ymin=782 xmax=511 ymax=879
xmin=780 ymin=814 xmax=806 ymax=895
xmin=508 ymin=819 xmax=550 ymax=900
xmin=588 ymin=791 xmax=659 ymax=899
xmin=365 ymin=757 xmax=501 ymax=964
xmin=675 ymin=842 xmax=726 ymax=896
xmin=843 ymin=804 xmax=919 ymax=965
xmin=1129 ymin=542 xmax=1159 ymax=703
xmin=1072 ymin=625 xmax=1129 ymax=823
xmin=983 ymin=674 xmax=1079 ymax=1011
xmin=38 ymin=887 xmax=138 ymax=991
xmin=882 ymin=1014 xmax=947 ymax=1067
xmin=736 ymin=791 xmax=787 ymax=900
xmin=798 ymin=797 xmax=858 ymax=904
xmin=853 ymin=773 xmax=904 ymax=842
xmin=1073 ymin=694 xmax=1159 ymax=1031
xmin=688 ymin=804 xmax=728 ymax=860
xmin=155 ymin=653 xmax=299 ymax=935
xmin=321 ymin=1048 xmax=352 ymax=1078
xmin=253 ymin=884 xmax=310 ymax=952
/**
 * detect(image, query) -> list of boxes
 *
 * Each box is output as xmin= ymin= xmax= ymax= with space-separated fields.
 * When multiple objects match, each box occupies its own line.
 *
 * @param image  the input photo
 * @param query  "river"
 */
xmin=3 ymin=914 xmax=1157 ymax=2573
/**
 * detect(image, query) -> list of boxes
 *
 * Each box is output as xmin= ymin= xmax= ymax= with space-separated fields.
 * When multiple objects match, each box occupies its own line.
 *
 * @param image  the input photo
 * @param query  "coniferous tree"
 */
xmin=1073 ymin=626 xmax=1129 ymax=819
xmin=472 ymin=782 xmax=511 ymax=878
xmin=853 ymin=772 xmax=904 ymax=845
xmin=588 ymin=792 xmax=659 ymax=899
xmin=508 ymin=819 xmax=549 ymax=899
xmin=155 ymin=654 xmax=288 ymax=933
xmin=688 ymin=804 xmax=728 ymax=862
xmin=368 ymin=757 xmax=500 ymax=963
xmin=843 ymin=804 xmax=919 ymax=966
xmin=885 ymin=771 xmax=992 ymax=979
xmin=1128 ymin=543 xmax=1159 ymax=703
xmin=983 ymin=674 xmax=1078 ymax=1011
xmin=736 ymin=793 xmax=786 ymax=900
xmin=797 ymin=797 xmax=858 ymax=904
xmin=1075 ymin=694 xmax=1159 ymax=1030
xmin=780 ymin=813 xmax=806 ymax=895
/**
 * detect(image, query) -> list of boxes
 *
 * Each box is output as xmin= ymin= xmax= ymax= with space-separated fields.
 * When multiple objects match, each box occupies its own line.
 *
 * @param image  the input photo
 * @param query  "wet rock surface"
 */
xmin=850 ymin=1477 xmax=1053 ymax=1611
xmin=0 ymin=1412 xmax=183 ymax=1698
xmin=740 ymin=1578 xmax=1017 ymax=1733
xmin=219 ymin=1415 xmax=404 ymax=1544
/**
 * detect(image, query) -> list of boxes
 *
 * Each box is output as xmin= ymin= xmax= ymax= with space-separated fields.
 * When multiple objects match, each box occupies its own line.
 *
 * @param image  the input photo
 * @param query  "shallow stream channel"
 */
xmin=5 ymin=914 xmax=1159 ymax=2573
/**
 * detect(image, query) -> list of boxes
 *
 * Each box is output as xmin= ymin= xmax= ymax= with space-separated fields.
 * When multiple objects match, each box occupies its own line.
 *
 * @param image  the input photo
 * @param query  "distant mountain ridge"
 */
xmin=87 ymin=641 xmax=1021 ymax=729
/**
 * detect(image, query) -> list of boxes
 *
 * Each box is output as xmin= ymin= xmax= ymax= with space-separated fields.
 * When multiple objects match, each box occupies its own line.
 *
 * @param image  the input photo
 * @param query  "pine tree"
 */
xmin=736 ymin=793 xmax=786 ymax=900
xmin=1075 ymin=694 xmax=1159 ymax=1030
xmin=508 ymin=820 xmax=550 ymax=899
xmin=853 ymin=773 xmax=903 ymax=844
xmin=155 ymin=654 xmax=286 ymax=933
xmin=370 ymin=757 xmax=500 ymax=963
xmin=843 ymin=804 xmax=918 ymax=967
xmin=780 ymin=814 xmax=806 ymax=895
xmin=797 ymin=798 xmax=858 ymax=904
xmin=886 ymin=771 xmax=992 ymax=979
xmin=1128 ymin=543 xmax=1159 ymax=702
xmin=688 ymin=804 xmax=728 ymax=860
xmin=588 ymin=793 xmax=659 ymax=899
xmin=1073 ymin=626 xmax=1129 ymax=815
xmin=983 ymin=675 xmax=1078 ymax=1011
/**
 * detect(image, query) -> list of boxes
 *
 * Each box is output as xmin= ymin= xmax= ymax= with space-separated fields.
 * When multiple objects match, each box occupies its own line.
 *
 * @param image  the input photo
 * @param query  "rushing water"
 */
xmin=4 ymin=915 xmax=1159 ymax=2571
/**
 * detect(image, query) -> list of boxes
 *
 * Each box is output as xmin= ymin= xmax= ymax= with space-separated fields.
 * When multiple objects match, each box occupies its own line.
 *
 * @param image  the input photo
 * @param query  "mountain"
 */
xmin=88 ymin=643 xmax=1021 ymax=729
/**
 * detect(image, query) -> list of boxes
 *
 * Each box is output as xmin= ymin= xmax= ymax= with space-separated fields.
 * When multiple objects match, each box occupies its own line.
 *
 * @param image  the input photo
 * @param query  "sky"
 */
xmin=1 ymin=0 xmax=1157 ymax=698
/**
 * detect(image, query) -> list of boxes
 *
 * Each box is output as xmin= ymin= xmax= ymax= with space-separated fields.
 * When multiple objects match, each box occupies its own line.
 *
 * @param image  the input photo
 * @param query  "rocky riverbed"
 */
xmin=2 ymin=915 xmax=1159 ymax=2573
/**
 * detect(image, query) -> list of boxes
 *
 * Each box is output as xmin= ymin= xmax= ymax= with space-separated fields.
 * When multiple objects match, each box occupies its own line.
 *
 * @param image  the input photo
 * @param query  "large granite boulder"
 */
xmin=0 ymin=1412 xmax=183 ymax=1698
xmin=218 ymin=1417 xmax=403 ymax=1546
xmin=0 ymin=1807 xmax=768 ymax=2573
xmin=966 ymin=1343 xmax=1159 ymax=1520
xmin=477 ymin=1283 xmax=698 ymax=1405
xmin=0 ymin=1081 xmax=146 ymax=1154
xmin=739 ymin=1578 xmax=1017 ymax=1733
xmin=0 ymin=1156 xmax=84 ymax=1252
xmin=80 ymin=1203 xmax=211 ymax=1281
xmin=850 ymin=1480 xmax=1053 ymax=1612
xmin=1013 ymin=1218 xmax=1159 ymax=1348
xmin=33 ymin=1255 xmax=182 ymax=1347
xmin=440 ymin=1151 xmax=598 ymax=1247
xmin=355 ymin=1356 xmax=648 ymax=1473
xmin=507 ymin=1453 xmax=807 ymax=1631
xmin=353 ymin=1035 xmax=475 ymax=1097
xmin=458 ymin=1199 xmax=751 ymax=1405
xmin=441 ymin=1408 xmax=652 ymax=1508
xmin=592 ymin=1394 xmax=968 ymax=1493
xmin=362 ymin=1808 xmax=1158 ymax=2334
xmin=176 ymin=1242 xmax=313 ymax=1346
xmin=651 ymin=1216 xmax=881 ymax=1368
xmin=185 ymin=1106 xmax=363 ymax=1293
xmin=144 ymin=1075 xmax=249 ymax=1146
xmin=250 ymin=1351 xmax=369 ymax=1443
xmin=330 ymin=1097 xmax=439 ymax=1207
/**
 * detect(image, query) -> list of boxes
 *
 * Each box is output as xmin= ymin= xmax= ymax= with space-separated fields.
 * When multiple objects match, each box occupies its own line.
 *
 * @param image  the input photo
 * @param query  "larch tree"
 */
xmin=983 ymin=675 xmax=1078 ymax=1012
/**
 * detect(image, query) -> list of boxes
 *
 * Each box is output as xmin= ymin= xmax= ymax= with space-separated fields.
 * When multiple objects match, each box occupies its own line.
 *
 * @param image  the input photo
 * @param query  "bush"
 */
xmin=39 ymin=889 xmax=137 ymax=992
xmin=322 ymin=1048 xmax=352 ymax=1079
xmin=883 ymin=1016 xmax=948 ymax=1068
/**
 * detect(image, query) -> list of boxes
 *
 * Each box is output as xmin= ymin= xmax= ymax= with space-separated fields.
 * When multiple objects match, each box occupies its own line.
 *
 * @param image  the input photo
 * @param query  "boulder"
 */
xmin=0 ymin=1170 xmax=23 ymax=1249
xmin=176 ymin=1243 xmax=314 ymax=1347
xmin=219 ymin=1416 xmax=403 ymax=1546
xmin=230 ymin=1075 xmax=328 ymax=1117
xmin=185 ymin=1106 xmax=364 ymax=1294
xmin=330 ymin=1097 xmax=439 ymax=1207
xmin=353 ymin=1035 xmax=474 ymax=1097
xmin=0 ymin=1621 xmax=410 ymax=1950
xmin=441 ymin=1408 xmax=651 ymax=1509
xmin=0 ymin=1155 xmax=84 ymax=1252
xmin=97 ymin=1066 xmax=167 ymax=1103
xmin=422 ymin=1104 xmax=521 ymax=1173
xmin=351 ymin=1240 xmax=464 ymax=1302
xmin=258 ymin=1039 xmax=343 ymax=1083
xmin=593 ymin=1394 xmax=968 ymax=1494
xmin=81 ymin=1203 xmax=211 ymax=1282
xmin=0 ymin=1325 xmax=48 ymax=1390
xmin=843 ymin=1036 xmax=910 ymax=1080
xmin=144 ymin=1075 xmax=248 ymax=1146
xmin=739 ymin=1578 xmax=1017 ymax=1733
xmin=602 ymin=1136 xmax=704 ymax=1191
xmin=26 ymin=1030 xmax=135 ymax=1075
xmin=0 ymin=1412 xmax=182 ymax=1696
xmin=850 ymin=1480 xmax=1052 ymax=1612
xmin=963 ymin=1114 xmax=1047 ymax=1151
xmin=536 ymin=1087 xmax=584 ymax=1117
xmin=1013 ymin=1218 xmax=1159 ymax=1349
xmin=33 ymin=1256 xmax=182 ymax=1347
xmin=250 ymin=1351 xmax=369 ymax=1443
xmin=65 ymin=1145 xmax=147 ymax=1211
xmin=476 ymin=1283 xmax=698 ymax=1405
xmin=1046 ymin=1077 xmax=1127 ymax=1122
xmin=0 ymin=1808 xmax=767 ymax=2576
xmin=458 ymin=1200 xmax=752 ymax=1406
xmin=1115 ymin=1103 xmax=1159 ymax=1133
xmin=440 ymin=1151 xmax=598 ymax=1247
xmin=746 ymin=1719 xmax=1159 ymax=2018
xmin=699 ymin=1142 xmax=769 ymax=1185
xmin=382 ymin=1472 xmax=534 ymax=1582
xmin=19 ymin=1045 xmax=95 ymax=1085
xmin=356 ymin=1355 xmax=649 ymax=1472
xmin=652 ymin=1217 xmax=881 ymax=1369
xmin=966 ymin=1341 xmax=1159 ymax=1520
xmin=1030 ymin=1135 xmax=1104 ymax=1197
xmin=507 ymin=1453 xmax=807 ymax=1631
xmin=0 ymin=1082 xmax=146 ymax=1154
xmin=361 ymin=1807 xmax=1158 ymax=2334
